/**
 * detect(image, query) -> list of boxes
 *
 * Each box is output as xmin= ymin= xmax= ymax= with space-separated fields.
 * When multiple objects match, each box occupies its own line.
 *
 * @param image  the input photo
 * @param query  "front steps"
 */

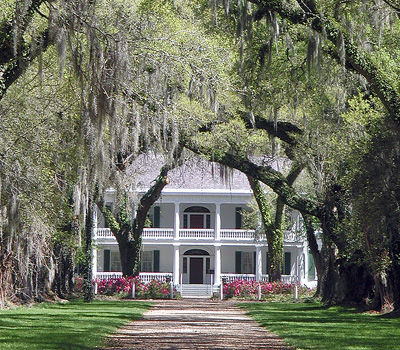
xmin=179 ymin=284 xmax=217 ymax=298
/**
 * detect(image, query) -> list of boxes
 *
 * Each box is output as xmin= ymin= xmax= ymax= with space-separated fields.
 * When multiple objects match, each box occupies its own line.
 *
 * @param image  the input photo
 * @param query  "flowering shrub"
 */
xmin=222 ymin=280 xmax=312 ymax=300
xmin=74 ymin=276 xmax=84 ymax=292
xmin=91 ymin=276 xmax=171 ymax=299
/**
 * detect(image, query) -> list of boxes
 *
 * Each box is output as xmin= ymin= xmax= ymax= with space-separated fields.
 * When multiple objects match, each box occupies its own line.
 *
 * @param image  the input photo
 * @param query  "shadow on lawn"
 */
xmin=0 ymin=300 xmax=151 ymax=350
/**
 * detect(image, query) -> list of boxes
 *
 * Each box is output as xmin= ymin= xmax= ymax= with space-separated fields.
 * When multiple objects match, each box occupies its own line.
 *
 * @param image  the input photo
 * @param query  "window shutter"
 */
xmin=104 ymin=249 xmax=110 ymax=272
xmin=154 ymin=206 xmax=161 ymax=228
xmin=308 ymin=251 xmax=315 ymax=279
xmin=235 ymin=207 xmax=242 ymax=229
xmin=153 ymin=250 xmax=160 ymax=272
xmin=235 ymin=251 xmax=242 ymax=274
xmin=253 ymin=251 xmax=256 ymax=274
xmin=284 ymin=252 xmax=291 ymax=275
xmin=266 ymin=252 xmax=270 ymax=276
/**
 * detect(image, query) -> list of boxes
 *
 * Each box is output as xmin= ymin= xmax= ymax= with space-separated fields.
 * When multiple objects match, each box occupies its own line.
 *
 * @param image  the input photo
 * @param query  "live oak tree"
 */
xmin=192 ymin=0 xmax=400 ymax=311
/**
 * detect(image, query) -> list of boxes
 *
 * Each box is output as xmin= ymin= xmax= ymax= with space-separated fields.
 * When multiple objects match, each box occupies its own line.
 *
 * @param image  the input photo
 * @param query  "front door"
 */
xmin=190 ymin=215 xmax=204 ymax=229
xmin=190 ymin=257 xmax=203 ymax=284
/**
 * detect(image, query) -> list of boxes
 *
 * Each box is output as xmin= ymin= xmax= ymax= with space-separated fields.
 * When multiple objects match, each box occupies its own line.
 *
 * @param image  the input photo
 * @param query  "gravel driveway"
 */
xmin=100 ymin=299 xmax=294 ymax=350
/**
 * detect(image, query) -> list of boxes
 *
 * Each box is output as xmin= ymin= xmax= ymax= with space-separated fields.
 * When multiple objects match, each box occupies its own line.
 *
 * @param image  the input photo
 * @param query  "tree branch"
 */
xmin=181 ymin=135 xmax=322 ymax=218
xmin=248 ymin=0 xmax=400 ymax=123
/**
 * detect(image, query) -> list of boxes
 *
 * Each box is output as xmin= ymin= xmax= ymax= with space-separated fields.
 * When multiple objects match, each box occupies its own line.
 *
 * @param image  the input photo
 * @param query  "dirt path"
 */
xmin=101 ymin=299 xmax=294 ymax=350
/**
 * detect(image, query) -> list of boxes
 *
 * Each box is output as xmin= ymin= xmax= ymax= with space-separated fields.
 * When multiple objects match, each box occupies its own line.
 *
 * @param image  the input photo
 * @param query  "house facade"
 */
xmin=92 ymin=158 xmax=317 ymax=292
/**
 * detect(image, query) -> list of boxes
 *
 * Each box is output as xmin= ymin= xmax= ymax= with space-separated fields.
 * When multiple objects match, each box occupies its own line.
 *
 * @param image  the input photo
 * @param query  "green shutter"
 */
xmin=235 ymin=207 xmax=242 ymax=229
xmin=308 ymin=251 xmax=315 ymax=279
xmin=153 ymin=250 xmax=160 ymax=272
xmin=104 ymin=249 xmax=110 ymax=272
xmin=284 ymin=252 xmax=291 ymax=275
xmin=235 ymin=251 xmax=242 ymax=274
xmin=154 ymin=206 xmax=161 ymax=228
xmin=266 ymin=252 xmax=270 ymax=276
xmin=253 ymin=251 xmax=256 ymax=274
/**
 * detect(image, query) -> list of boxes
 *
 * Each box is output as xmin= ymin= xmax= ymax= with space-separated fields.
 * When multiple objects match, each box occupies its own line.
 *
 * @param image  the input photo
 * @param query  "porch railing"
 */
xmin=94 ymin=227 xmax=301 ymax=242
xmin=93 ymin=272 xmax=172 ymax=283
xmin=142 ymin=228 xmax=174 ymax=239
xmin=220 ymin=229 xmax=259 ymax=240
xmin=179 ymin=229 xmax=214 ymax=239
xmin=220 ymin=274 xmax=294 ymax=283
xmin=139 ymin=272 xmax=173 ymax=283
xmin=95 ymin=228 xmax=114 ymax=238
xmin=94 ymin=272 xmax=123 ymax=280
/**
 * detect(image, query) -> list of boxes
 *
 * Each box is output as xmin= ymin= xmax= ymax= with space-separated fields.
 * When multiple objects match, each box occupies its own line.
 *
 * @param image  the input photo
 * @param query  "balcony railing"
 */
xmin=94 ymin=228 xmax=301 ymax=242
xmin=143 ymin=228 xmax=174 ymax=239
xmin=179 ymin=229 xmax=215 ymax=239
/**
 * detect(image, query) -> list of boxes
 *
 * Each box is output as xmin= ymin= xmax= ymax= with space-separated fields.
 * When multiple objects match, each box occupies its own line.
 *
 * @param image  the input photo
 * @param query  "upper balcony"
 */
xmin=94 ymin=228 xmax=303 ymax=243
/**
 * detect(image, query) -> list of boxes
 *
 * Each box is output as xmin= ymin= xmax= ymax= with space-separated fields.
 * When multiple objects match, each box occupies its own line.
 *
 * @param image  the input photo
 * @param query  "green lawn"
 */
xmin=0 ymin=299 xmax=151 ymax=350
xmin=242 ymin=302 xmax=400 ymax=350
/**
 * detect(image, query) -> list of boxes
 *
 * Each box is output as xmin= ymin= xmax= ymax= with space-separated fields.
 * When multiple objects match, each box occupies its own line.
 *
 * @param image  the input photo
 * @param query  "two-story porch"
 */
xmin=93 ymin=189 xmax=317 ymax=288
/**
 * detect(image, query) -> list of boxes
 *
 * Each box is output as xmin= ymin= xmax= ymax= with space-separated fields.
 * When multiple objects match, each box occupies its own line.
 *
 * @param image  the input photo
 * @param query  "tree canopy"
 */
xmin=1 ymin=0 xmax=400 ymax=313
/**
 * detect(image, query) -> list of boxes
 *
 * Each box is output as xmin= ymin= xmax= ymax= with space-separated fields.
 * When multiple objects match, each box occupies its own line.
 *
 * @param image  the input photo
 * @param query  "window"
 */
xmin=141 ymin=250 xmax=160 ymax=272
xmin=110 ymin=251 xmax=122 ymax=272
xmin=183 ymin=257 xmax=187 ymax=274
xmin=103 ymin=249 xmax=121 ymax=272
xmin=183 ymin=206 xmax=210 ymax=229
xmin=242 ymin=252 xmax=253 ymax=274
xmin=235 ymin=251 xmax=254 ymax=274
xmin=308 ymin=251 xmax=315 ymax=279
xmin=104 ymin=250 xmax=110 ymax=272
xmin=142 ymin=251 xmax=153 ymax=272
xmin=235 ymin=207 xmax=242 ymax=229
xmin=154 ymin=206 xmax=161 ymax=228
xmin=283 ymin=252 xmax=291 ymax=275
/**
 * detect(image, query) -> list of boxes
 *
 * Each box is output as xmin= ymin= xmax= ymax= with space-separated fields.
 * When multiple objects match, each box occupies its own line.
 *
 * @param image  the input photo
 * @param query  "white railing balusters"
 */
xmin=179 ymin=229 xmax=214 ymax=239
xmin=93 ymin=272 xmax=172 ymax=283
xmin=142 ymin=228 xmax=174 ymax=239
xmin=94 ymin=228 xmax=299 ymax=242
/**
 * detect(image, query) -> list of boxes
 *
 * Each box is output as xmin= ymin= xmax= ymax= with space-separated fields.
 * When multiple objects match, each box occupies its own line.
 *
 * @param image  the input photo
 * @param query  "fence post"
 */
xmin=167 ymin=277 xmax=173 ymax=299
xmin=132 ymin=281 xmax=135 ymax=299
xmin=94 ymin=282 xmax=98 ymax=295
xmin=220 ymin=277 xmax=224 ymax=300
xmin=258 ymin=283 xmax=261 ymax=301
xmin=294 ymin=284 xmax=298 ymax=300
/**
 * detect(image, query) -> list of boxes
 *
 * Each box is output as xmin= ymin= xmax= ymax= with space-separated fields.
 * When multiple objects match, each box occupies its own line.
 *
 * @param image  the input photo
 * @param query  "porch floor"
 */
xmin=100 ymin=299 xmax=294 ymax=350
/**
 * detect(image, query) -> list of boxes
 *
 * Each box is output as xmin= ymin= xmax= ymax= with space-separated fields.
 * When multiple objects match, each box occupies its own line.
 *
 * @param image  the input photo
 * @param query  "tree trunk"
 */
xmin=247 ymin=175 xmax=283 ymax=281
xmin=99 ymin=164 xmax=171 ymax=277
xmin=83 ymin=199 xmax=93 ymax=303
xmin=302 ymin=214 xmax=323 ymax=296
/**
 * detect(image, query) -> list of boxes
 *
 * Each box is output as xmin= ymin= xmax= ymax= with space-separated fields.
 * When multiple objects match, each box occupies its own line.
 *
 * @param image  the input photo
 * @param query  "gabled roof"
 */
xmin=131 ymin=154 xmax=289 ymax=192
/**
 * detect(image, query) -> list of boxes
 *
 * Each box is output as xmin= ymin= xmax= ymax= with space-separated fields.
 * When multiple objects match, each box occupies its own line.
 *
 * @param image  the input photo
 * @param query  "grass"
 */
xmin=0 ymin=299 xmax=152 ymax=350
xmin=242 ymin=301 xmax=400 ymax=350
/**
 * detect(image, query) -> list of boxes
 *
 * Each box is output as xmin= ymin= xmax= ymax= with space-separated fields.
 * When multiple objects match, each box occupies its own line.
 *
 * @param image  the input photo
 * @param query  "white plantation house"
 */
xmin=92 ymin=157 xmax=317 ymax=296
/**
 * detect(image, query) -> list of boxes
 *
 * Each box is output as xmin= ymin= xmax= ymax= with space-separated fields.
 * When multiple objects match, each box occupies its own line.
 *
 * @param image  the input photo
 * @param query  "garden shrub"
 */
xmin=74 ymin=276 xmax=171 ymax=299
xmin=223 ymin=280 xmax=312 ymax=300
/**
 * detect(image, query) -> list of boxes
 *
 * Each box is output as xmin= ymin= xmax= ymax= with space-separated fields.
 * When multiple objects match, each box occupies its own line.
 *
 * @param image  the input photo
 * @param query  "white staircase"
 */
xmin=180 ymin=284 xmax=214 ymax=298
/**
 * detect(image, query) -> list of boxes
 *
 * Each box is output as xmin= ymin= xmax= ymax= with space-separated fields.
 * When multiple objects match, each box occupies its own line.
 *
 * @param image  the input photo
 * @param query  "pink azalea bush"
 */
xmin=74 ymin=276 xmax=171 ymax=299
xmin=223 ymin=280 xmax=312 ymax=299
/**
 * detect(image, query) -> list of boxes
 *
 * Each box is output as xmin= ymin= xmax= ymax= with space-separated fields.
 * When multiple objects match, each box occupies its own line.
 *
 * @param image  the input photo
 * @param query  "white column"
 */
xmin=92 ymin=246 xmax=98 ymax=279
xmin=173 ymin=244 xmax=180 ymax=285
xmin=93 ymin=206 xmax=98 ymax=233
xmin=214 ymin=245 xmax=221 ymax=285
xmin=256 ymin=245 xmax=262 ymax=282
xmin=215 ymin=203 xmax=221 ymax=240
xmin=303 ymin=241 xmax=309 ymax=283
xmin=174 ymin=203 xmax=180 ymax=240
xmin=92 ymin=206 xmax=98 ymax=278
